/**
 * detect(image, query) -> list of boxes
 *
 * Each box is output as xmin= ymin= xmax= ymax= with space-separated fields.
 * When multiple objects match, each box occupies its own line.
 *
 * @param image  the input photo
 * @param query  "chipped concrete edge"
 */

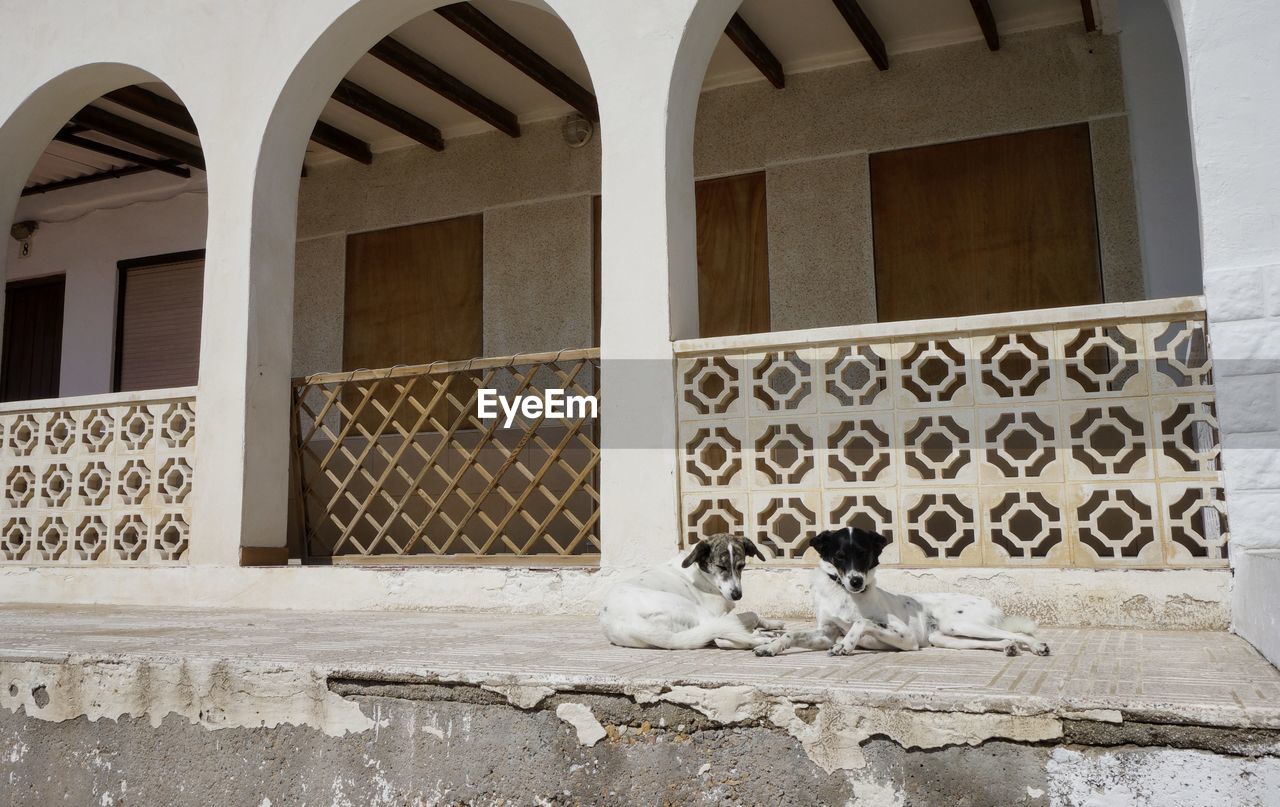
xmin=0 ymin=658 xmax=372 ymax=738
xmin=7 ymin=655 xmax=1277 ymax=775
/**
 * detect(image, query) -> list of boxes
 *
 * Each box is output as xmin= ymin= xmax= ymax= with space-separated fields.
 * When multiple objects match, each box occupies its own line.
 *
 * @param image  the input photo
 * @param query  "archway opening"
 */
xmin=0 ymin=73 xmax=206 ymax=567
xmin=4 ymin=82 xmax=207 ymax=401
xmin=285 ymin=1 xmax=602 ymax=566
xmin=679 ymin=0 xmax=1200 ymax=337
xmin=670 ymin=1 xmax=1218 ymax=570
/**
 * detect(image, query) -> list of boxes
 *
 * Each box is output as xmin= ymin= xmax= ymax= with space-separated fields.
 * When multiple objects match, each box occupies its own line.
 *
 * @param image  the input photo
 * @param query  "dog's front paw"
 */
xmin=754 ymin=642 xmax=781 ymax=657
xmin=828 ymin=643 xmax=856 ymax=657
xmin=1002 ymin=640 xmax=1020 ymax=657
xmin=1031 ymin=642 xmax=1051 ymax=656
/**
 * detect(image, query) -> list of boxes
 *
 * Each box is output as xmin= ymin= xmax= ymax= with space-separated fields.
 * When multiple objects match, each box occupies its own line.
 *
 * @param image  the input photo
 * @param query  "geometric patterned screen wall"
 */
xmin=677 ymin=300 xmax=1226 ymax=568
xmin=1 ymin=395 xmax=196 ymax=566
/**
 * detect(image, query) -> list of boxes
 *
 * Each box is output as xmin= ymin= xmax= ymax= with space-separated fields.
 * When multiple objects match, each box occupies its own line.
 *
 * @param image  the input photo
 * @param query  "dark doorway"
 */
xmin=1 ymin=275 xmax=65 ymax=402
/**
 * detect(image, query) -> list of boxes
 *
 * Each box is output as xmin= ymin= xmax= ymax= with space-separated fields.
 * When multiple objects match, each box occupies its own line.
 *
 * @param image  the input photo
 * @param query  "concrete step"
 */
xmin=1 ymin=606 xmax=1278 ymax=805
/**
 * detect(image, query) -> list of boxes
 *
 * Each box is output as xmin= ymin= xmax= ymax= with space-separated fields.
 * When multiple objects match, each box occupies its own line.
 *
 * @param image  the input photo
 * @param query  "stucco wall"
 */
xmin=289 ymin=23 xmax=1144 ymax=376
xmin=2 ymin=24 xmax=1144 ymax=389
xmin=3 ymin=186 xmax=207 ymax=396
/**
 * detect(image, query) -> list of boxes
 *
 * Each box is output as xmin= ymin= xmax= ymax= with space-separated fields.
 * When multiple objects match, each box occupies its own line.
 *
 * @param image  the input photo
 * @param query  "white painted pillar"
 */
xmin=570 ymin=0 xmax=738 ymax=569
xmin=1172 ymin=0 xmax=1280 ymax=659
xmin=188 ymin=144 xmax=297 ymax=566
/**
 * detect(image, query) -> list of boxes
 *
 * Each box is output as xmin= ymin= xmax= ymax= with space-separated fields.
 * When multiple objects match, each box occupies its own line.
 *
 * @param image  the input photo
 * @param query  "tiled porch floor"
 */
xmin=1 ymin=605 xmax=1277 ymax=728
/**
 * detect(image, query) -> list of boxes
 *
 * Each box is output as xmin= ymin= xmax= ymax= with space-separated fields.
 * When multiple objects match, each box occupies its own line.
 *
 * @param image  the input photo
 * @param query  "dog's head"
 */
xmin=682 ymin=533 xmax=766 ymax=601
xmin=808 ymin=526 xmax=889 ymax=595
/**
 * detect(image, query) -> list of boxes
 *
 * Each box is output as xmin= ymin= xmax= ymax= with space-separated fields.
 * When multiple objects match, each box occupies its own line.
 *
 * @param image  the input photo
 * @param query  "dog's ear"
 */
xmin=807 ymin=529 xmax=840 ymax=557
xmin=682 ymin=540 xmax=711 ymax=568
xmin=854 ymin=527 xmax=890 ymax=557
xmin=741 ymin=537 xmax=767 ymax=562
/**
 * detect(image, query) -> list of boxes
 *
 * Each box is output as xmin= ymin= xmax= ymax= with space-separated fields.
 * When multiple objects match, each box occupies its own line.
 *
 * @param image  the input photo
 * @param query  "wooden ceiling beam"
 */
xmin=371 ymin=36 xmax=520 ymax=138
xmin=22 ymin=164 xmax=157 ymax=197
xmin=109 ymin=84 xmax=373 ymax=166
xmin=331 ymin=78 xmax=444 ymax=151
xmin=310 ymin=120 xmax=374 ymax=164
xmin=1081 ymin=0 xmax=1097 ymax=32
xmin=437 ymin=2 xmax=598 ymax=122
xmin=724 ymin=13 xmax=785 ymax=89
xmin=70 ymin=105 xmax=205 ymax=170
xmin=968 ymin=0 xmax=1000 ymax=51
xmin=103 ymin=87 xmax=198 ymax=136
xmin=830 ymin=0 xmax=888 ymax=71
xmin=53 ymin=128 xmax=191 ymax=179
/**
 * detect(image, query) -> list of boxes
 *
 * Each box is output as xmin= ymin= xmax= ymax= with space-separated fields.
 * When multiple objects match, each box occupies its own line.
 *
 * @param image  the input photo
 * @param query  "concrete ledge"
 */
xmin=0 ymin=565 xmax=1232 ymax=629
xmin=0 ymin=606 xmax=1276 ymax=805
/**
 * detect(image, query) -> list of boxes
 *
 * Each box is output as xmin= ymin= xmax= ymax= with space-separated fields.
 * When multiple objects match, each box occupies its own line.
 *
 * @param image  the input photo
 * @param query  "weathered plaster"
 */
xmin=483 ymin=195 xmax=594 ymax=356
xmin=694 ymin=27 xmax=1126 ymax=177
xmin=1090 ymin=115 xmax=1146 ymax=302
xmin=0 ymin=659 xmax=371 ymax=737
xmin=292 ymin=233 xmax=346 ymax=377
xmin=766 ymin=154 xmax=875 ymax=329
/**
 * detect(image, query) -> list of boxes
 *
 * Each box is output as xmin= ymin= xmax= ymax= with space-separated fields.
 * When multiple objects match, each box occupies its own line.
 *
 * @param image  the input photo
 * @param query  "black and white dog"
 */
xmin=600 ymin=533 xmax=784 ymax=650
xmin=755 ymin=527 xmax=1050 ymax=657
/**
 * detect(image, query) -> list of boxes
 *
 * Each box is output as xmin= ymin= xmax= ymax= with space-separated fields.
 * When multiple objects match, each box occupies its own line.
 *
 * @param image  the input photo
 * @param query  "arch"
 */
xmin=251 ymin=0 xmax=598 ymax=226
xmin=0 ymin=61 xmax=212 ymax=400
xmin=0 ymin=62 xmax=188 ymax=247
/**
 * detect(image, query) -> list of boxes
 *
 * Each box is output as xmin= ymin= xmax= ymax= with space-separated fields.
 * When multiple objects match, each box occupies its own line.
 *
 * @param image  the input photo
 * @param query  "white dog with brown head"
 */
xmin=599 ymin=533 xmax=783 ymax=649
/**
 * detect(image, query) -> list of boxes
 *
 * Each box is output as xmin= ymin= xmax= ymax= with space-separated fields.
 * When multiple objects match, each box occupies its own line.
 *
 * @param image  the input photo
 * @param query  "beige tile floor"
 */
xmin=1 ymin=605 xmax=1277 ymax=727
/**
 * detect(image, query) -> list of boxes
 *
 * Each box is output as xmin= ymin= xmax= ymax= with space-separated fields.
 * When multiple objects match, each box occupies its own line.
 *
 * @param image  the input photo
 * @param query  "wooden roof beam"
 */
xmin=331 ymin=78 xmax=444 ymax=151
xmin=22 ymin=164 xmax=157 ymax=197
xmin=103 ymin=87 xmax=198 ymax=135
xmin=437 ymin=2 xmax=598 ymax=122
xmin=310 ymin=120 xmax=374 ymax=164
xmin=969 ymin=0 xmax=1000 ymax=51
xmin=69 ymin=105 xmax=205 ymax=171
xmin=371 ymin=36 xmax=520 ymax=137
xmin=1081 ymin=0 xmax=1098 ymax=32
xmin=53 ymin=128 xmax=191 ymax=179
xmin=831 ymin=0 xmax=888 ymax=71
xmin=725 ymin=13 xmax=785 ymax=89
xmin=109 ymin=85 xmax=374 ymax=165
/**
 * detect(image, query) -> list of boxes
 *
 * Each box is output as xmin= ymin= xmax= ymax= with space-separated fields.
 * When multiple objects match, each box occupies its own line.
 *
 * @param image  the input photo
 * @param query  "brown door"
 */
xmin=115 ymin=256 xmax=205 ymax=392
xmin=695 ymin=172 xmax=770 ymax=337
xmin=871 ymin=124 xmax=1103 ymax=322
xmin=1 ymin=276 xmax=65 ymax=402
xmin=344 ymin=215 xmax=483 ymax=370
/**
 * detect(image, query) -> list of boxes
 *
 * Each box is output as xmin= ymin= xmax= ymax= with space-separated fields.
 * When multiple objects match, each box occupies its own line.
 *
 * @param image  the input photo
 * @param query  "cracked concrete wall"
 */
xmin=3 ymin=665 xmax=1278 ymax=806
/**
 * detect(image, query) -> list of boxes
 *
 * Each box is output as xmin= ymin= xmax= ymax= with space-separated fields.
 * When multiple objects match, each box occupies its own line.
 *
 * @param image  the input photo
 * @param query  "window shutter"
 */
xmin=116 ymin=259 xmax=204 ymax=391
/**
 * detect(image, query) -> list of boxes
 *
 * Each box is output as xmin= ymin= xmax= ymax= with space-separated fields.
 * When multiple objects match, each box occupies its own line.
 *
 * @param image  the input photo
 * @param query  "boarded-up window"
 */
xmin=1 ymin=276 xmax=64 ymax=402
xmin=695 ymin=172 xmax=770 ymax=338
xmin=344 ymin=215 xmax=483 ymax=369
xmin=871 ymin=124 xmax=1103 ymax=322
xmin=115 ymin=257 xmax=204 ymax=391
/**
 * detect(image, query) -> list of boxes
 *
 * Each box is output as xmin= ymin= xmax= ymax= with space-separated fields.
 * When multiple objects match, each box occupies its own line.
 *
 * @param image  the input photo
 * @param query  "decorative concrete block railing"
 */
xmin=675 ymin=298 xmax=1227 ymax=568
xmin=0 ymin=389 xmax=196 ymax=566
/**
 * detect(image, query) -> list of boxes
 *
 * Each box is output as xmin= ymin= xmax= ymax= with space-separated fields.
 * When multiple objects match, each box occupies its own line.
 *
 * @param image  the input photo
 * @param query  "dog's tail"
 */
xmin=633 ymin=613 xmax=760 ymax=650
xmin=1000 ymin=614 xmax=1039 ymax=636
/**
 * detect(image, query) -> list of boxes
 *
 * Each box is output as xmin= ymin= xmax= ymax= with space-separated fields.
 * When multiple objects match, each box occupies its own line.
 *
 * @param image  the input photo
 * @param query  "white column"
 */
xmin=187 ymin=120 xmax=300 ymax=567
xmin=567 ymin=0 xmax=738 ymax=569
xmin=1174 ymin=0 xmax=1280 ymax=659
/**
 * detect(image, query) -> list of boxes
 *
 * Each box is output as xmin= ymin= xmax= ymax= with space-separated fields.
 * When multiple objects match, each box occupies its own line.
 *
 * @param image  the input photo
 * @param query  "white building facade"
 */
xmin=0 ymin=0 xmax=1276 ymax=665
